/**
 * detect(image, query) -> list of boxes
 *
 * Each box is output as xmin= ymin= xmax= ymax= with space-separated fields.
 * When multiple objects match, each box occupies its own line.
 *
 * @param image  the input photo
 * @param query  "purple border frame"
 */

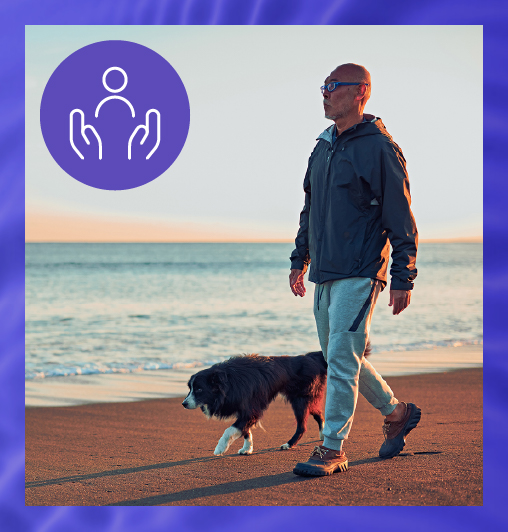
xmin=1 ymin=1 xmax=503 ymax=530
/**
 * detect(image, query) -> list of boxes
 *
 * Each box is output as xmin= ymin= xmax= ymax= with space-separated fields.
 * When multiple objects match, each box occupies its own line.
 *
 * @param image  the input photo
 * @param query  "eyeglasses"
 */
xmin=320 ymin=82 xmax=369 ymax=95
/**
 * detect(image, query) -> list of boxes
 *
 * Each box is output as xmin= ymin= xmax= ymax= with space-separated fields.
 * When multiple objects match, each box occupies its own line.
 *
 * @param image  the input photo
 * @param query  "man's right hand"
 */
xmin=289 ymin=267 xmax=307 ymax=297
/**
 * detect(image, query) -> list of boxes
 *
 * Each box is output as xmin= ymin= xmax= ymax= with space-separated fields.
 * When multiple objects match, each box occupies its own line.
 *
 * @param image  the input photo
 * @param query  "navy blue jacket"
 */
xmin=290 ymin=115 xmax=418 ymax=291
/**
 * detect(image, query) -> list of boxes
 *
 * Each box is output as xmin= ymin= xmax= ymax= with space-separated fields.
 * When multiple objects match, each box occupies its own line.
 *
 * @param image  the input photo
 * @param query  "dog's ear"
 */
xmin=210 ymin=369 xmax=228 ymax=392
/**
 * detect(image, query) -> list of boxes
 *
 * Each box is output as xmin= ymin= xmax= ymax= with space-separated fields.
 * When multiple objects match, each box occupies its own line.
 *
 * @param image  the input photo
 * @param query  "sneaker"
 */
xmin=379 ymin=402 xmax=421 ymax=459
xmin=293 ymin=445 xmax=348 ymax=476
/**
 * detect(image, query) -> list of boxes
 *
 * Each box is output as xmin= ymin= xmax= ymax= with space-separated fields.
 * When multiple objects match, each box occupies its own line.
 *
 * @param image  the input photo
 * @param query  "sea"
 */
xmin=25 ymin=243 xmax=482 ymax=382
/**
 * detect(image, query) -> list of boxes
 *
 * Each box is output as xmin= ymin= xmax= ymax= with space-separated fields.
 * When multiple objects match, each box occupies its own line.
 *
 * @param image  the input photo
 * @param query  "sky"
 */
xmin=25 ymin=25 xmax=483 ymax=242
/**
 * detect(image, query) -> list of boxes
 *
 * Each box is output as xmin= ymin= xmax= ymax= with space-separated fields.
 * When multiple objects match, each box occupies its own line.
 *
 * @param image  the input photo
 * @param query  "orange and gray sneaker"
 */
xmin=293 ymin=445 xmax=348 ymax=476
xmin=379 ymin=402 xmax=422 ymax=459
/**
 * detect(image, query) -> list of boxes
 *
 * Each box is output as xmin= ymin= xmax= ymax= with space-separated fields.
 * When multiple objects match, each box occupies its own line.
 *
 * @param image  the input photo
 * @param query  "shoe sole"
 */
xmin=380 ymin=404 xmax=422 ymax=459
xmin=293 ymin=460 xmax=348 ymax=477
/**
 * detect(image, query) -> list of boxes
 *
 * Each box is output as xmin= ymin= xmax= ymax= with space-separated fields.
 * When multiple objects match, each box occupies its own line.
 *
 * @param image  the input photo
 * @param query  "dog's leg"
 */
xmin=238 ymin=430 xmax=253 ymax=455
xmin=311 ymin=411 xmax=325 ymax=440
xmin=311 ymin=378 xmax=326 ymax=440
xmin=281 ymin=397 xmax=309 ymax=450
xmin=214 ymin=426 xmax=242 ymax=456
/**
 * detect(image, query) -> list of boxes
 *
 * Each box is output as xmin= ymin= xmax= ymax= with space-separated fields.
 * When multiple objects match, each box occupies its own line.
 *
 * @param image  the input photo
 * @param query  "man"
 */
xmin=289 ymin=63 xmax=420 ymax=477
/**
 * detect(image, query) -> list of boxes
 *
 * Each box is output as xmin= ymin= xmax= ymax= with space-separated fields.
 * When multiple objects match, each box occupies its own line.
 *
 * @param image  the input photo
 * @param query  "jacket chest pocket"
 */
xmin=330 ymin=157 xmax=356 ymax=187
xmin=330 ymin=158 xmax=370 ymax=212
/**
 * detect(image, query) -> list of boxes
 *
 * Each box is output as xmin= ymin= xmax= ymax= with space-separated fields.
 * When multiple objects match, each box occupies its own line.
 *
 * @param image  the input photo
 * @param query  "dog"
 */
xmin=182 ymin=350 xmax=327 ymax=455
xmin=182 ymin=343 xmax=371 ymax=456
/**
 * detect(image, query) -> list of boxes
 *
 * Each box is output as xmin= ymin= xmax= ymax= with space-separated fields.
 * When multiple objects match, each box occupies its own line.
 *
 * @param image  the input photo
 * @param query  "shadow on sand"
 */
xmin=27 ymin=440 xmax=440 ymax=505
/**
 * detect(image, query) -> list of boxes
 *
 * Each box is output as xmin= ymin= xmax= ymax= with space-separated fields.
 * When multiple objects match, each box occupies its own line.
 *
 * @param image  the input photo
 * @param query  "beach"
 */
xmin=25 ymin=357 xmax=482 ymax=506
xmin=25 ymin=243 xmax=483 ymax=506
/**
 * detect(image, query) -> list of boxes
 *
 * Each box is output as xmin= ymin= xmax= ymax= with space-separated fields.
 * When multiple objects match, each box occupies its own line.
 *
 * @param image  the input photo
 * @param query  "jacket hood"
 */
xmin=317 ymin=114 xmax=388 ymax=145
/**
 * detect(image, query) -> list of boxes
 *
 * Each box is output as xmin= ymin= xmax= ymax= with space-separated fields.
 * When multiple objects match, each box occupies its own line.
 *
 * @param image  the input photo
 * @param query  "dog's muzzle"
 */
xmin=182 ymin=393 xmax=198 ymax=409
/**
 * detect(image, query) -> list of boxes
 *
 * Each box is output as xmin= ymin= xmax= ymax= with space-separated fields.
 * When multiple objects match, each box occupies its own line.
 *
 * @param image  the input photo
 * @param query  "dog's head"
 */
xmin=182 ymin=366 xmax=228 ymax=417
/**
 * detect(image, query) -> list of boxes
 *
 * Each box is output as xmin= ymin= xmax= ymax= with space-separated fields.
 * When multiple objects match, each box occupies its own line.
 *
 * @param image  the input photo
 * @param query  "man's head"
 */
xmin=322 ymin=63 xmax=371 ymax=122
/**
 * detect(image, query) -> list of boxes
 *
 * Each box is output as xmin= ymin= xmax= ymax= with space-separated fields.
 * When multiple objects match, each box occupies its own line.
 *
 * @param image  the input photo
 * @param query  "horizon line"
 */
xmin=25 ymin=237 xmax=483 ymax=244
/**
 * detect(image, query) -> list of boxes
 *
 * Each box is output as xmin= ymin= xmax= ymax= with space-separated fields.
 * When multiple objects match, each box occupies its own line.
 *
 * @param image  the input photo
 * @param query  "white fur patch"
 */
xmin=238 ymin=431 xmax=253 ymax=455
xmin=183 ymin=390 xmax=198 ymax=409
xmin=280 ymin=443 xmax=291 ymax=450
xmin=214 ymin=426 xmax=241 ymax=456
xmin=319 ymin=429 xmax=324 ymax=440
xmin=183 ymin=384 xmax=212 ymax=418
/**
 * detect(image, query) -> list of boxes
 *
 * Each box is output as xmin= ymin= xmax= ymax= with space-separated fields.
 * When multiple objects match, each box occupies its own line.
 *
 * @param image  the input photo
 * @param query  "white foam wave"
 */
xmin=25 ymin=337 xmax=482 ymax=381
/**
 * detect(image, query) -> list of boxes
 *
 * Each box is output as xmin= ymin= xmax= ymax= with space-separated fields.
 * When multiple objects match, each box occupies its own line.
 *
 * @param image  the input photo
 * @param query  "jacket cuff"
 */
xmin=290 ymin=258 xmax=305 ymax=271
xmin=390 ymin=279 xmax=414 ymax=291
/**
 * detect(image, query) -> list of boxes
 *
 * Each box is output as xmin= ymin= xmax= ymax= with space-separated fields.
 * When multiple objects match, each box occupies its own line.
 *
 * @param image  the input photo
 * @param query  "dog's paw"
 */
xmin=280 ymin=443 xmax=291 ymax=450
xmin=238 ymin=433 xmax=253 ymax=455
xmin=238 ymin=449 xmax=253 ymax=455
xmin=214 ymin=426 xmax=241 ymax=456
xmin=214 ymin=443 xmax=227 ymax=456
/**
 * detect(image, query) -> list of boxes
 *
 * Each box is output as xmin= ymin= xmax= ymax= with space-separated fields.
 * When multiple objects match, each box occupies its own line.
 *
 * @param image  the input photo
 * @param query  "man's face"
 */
xmin=322 ymin=68 xmax=358 ymax=121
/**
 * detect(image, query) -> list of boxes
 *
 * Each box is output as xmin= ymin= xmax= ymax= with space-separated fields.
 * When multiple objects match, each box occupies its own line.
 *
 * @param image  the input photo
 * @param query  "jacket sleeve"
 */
xmin=290 ymin=163 xmax=312 ymax=270
xmin=379 ymin=142 xmax=418 ymax=290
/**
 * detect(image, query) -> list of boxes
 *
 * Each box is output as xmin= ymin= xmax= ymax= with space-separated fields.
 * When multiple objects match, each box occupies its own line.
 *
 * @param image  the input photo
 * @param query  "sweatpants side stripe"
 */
xmin=348 ymin=281 xmax=377 ymax=332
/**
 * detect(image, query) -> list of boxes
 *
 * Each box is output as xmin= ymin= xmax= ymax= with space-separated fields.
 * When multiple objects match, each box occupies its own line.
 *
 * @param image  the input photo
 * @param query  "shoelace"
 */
xmin=382 ymin=422 xmax=391 ymax=442
xmin=312 ymin=446 xmax=327 ymax=459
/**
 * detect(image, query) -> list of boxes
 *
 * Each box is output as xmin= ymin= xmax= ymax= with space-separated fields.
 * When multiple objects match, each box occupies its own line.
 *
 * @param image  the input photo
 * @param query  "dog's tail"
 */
xmin=364 ymin=340 xmax=372 ymax=358
xmin=315 ymin=339 xmax=372 ymax=369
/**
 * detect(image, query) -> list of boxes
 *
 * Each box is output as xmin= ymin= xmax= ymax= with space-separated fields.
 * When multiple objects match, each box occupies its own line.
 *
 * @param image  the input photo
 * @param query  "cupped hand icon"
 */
xmin=128 ymin=109 xmax=161 ymax=160
xmin=44 ymin=41 xmax=189 ymax=190
xmin=69 ymin=67 xmax=161 ymax=161
xmin=70 ymin=109 xmax=102 ymax=160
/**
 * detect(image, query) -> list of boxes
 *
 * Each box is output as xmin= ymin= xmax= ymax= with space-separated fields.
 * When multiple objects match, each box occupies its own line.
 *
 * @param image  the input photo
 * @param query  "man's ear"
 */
xmin=354 ymin=84 xmax=367 ymax=102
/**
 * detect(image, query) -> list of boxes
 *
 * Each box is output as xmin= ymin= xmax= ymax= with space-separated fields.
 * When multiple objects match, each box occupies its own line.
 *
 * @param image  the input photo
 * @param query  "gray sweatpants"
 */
xmin=314 ymin=277 xmax=398 ymax=451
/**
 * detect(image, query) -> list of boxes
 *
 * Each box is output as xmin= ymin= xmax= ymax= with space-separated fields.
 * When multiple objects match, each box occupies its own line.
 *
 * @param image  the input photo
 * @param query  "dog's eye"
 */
xmin=195 ymin=388 xmax=202 ymax=393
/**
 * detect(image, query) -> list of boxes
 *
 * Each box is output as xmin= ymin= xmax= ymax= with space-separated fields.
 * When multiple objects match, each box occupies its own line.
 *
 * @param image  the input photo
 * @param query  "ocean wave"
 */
xmin=25 ymin=261 xmax=283 ymax=269
xmin=24 ymin=360 xmax=211 ymax=380
xmin=25 ymin=338 xmax=482 ymax=381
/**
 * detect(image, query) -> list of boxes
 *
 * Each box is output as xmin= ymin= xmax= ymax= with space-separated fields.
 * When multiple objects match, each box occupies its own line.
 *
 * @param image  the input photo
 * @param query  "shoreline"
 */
xmin=25 ymin=344 xmax=483 ymax=408
xmin=25 ymin=367 xmax=483 ymax=506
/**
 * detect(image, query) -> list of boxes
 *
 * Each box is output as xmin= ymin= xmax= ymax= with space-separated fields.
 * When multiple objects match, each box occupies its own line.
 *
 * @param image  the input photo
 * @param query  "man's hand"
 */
xmin=290 ymin=266 xmax=307 ymax=297
xmin=389 ymin=289 xmax=411 ymax=315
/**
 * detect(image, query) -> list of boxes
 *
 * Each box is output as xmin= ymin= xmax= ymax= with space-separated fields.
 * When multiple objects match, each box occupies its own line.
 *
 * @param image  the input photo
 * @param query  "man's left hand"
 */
xmin=389 ymin=290 xmax=411 ymax=315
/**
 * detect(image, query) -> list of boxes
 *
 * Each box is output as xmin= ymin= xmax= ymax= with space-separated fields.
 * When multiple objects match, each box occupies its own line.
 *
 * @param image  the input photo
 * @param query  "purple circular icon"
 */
xmin=40 ymin=40 xmax=190 ymax=190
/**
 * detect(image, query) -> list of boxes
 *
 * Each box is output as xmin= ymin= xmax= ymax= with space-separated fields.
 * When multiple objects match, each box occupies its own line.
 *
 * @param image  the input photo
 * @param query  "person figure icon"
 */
xmin=95 ymin=67 xmax=135 ymax=118
xmin=70 ymin=66 xmax=161 ymax=161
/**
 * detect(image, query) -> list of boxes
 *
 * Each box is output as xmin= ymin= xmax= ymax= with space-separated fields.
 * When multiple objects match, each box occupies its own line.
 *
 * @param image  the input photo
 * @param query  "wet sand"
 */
xmin=25 ymin=367 xmax=482 ymax=506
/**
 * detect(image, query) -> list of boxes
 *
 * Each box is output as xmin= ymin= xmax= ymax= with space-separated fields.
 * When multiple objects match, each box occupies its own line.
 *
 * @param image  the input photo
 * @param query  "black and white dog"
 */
xmin=182 ymin=350 xmax=330 ymax=456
